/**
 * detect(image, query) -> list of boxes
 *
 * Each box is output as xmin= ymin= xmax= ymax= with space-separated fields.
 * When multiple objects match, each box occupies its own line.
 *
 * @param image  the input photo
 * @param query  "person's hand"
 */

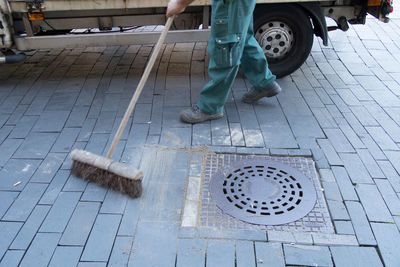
xmin=166 ymin=0 xmax=190 ymax=17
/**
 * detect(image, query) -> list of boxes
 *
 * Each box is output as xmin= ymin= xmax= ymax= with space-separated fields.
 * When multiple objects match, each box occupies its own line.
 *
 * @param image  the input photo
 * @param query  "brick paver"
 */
xmin=1 ymin=7 xmax=400 ymax=266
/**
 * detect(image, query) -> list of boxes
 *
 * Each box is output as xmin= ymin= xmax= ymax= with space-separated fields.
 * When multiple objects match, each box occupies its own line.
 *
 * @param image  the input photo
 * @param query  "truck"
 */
xmin=0 ymin=0 xmax=393 ymax=77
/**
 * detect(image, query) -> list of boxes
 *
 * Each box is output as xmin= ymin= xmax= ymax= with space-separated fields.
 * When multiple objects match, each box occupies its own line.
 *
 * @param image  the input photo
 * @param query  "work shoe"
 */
xmin=242 ymin=81 xmax=282 ymax=104
xmin=180 ymin=105 xmax=223 ymax=124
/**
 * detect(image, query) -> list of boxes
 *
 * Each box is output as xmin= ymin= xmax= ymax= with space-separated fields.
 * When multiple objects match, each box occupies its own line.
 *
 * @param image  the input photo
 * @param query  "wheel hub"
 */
xmin=255 ymin=21 xmax=294 ymax=59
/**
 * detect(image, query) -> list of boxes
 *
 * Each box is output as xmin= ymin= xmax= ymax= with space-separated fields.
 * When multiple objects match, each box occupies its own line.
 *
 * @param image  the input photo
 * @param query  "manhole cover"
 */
xmin=210 ymin=159 xmax=317 ymax=225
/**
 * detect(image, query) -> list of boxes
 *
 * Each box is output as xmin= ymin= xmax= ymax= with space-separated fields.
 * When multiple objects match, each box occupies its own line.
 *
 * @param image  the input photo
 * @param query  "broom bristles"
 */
xmin=71 ymin=159 xmax=143 ymax=198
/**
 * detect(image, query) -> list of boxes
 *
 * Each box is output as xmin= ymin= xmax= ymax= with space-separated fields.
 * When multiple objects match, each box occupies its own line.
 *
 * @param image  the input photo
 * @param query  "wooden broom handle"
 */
xmin=107 ymin=16 xmax=175 ymax=158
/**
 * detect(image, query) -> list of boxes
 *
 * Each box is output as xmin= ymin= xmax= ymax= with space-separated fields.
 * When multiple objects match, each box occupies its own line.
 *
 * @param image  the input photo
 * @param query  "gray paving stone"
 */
xmin=284 ymin=244 xmax=333 ymax=267
xmin=48 ymin=246 xmax=83 ymax=267
xmin=196 ymin=227 xmax=266 ymax=241
xmin=30 ymin=153 xmax=66 ymax=183
xmin=350 ymin=106 xmax=379 ymax=126
xmin=339 ymin=153 xmax=373 ymax=184
xmin=312 ymin=107 xmax=338 ymax=128
xmin=0 ymin=158 xmax=42 ymax=191
xmin=356 ymin=184 xmax=393 ymax=222
xmin=100 ymin=190 xmax=128 ymax=214
xmin=39 ymin=191 xmax=81 ymax=233
xmin=81 ymin=214 xmax=121 ymax=262
xmin=242 ymin=129 xmax=263 ymax=147
xmin=65 ymin=106 xmax=90 ymax=127
xmin=81 ymin=183 xmax=108 ymax=202
xmin=254 ymin=242 xmax=284 ymax=267
xmin=371 ymin=223 xmax=400 ymax=267
xmin=176 ymin=239 xmax=205 ymax=267
xmin=312 ymin=148 xmax=330 ymax=169
xmin=3 ymin=183 xmax=47 ymax=221
xmin=126 ymin=123 xmax=149 ymax=148
xmin=369 ymin=89 xmax=400 ymax=107
xmin=384 ymin=151 xmax=400 ymax=175
xmin=377 ymin=160 xmax=400 ymax=192
xmin=374 ymin=178 xmax=400 ymax=216
xmin=10 ymin=205 xmax=50 ymax=250
xmin=0 ymin=191 xmax=19 ymax=219
xmin=13 ymin=132 xmax=59 ymax=159
xmin=25 ymin=95 xmax=51 ymax=116
xmin=9 ymin=116 xmax=38 ymax=139
xmin=286 ymin=114 xmax=325 ymax=138
xmin=360 ymin=134 xmax=387 ymax=160
xmin=331 ymin=246 xmax=383 ymax=267
xmin=324 ymin=128 xmax=355 ymax=153
xmin=255 ymin=102 xmax=298 ymax=148
xmin=267 ymin=231 xmax=313 ymax=244
xmin=0 ymin=126 xmax=13 ymax=145
xmin=85 ymin=133 xmax=109 ymax=155
xmin=192 ymin=123 xmax=211 ymax=146
xmin=39 ymin=170 xmax=70 ymax=204
xmin=118 ymin=197 xmax=140 ymax=236
xmin=317 ymin=139 xmax=343 ymax=165
xmin=334 ymin=220 xmax=355 ymax=235
xmin=366 ymin=126 xmax=399 ymax=151
xmin=128 ymin=222 xmax=178 ymax=267
xmin=323 ymin=181 xmax=343 ymax=201
xmin=160 ymin=127 xmax=191 ymax=148
xmin=140 ymin=180 xmax=185 ymax=221
xmin=108 ymin=236 xmax=133 ymax=267
xmin=312 ymin=233 xmax=358 ymax=246
xmin=319 ymin=168 xmax=336 ymax=182
xmin=77 ymin=118 xmax=96 ymax=142
xmin=32 ymin=110 xmax=70 ymax=132
xmin=46 ymin=91 xmax=79 ymax=111
xmin=236 ymin=241 xmax=256 ymax=267
xmin=19 ymin=233 xmax=61 ymax=267
xmin=0 ymin=250 xmax=24 ymax=267
xmin=93 ymin=111 xmax=117 ymax=134
xmin=51 ymin=128 xmax=80 ymax=153
xmin=78 ymin=262 xmax=107 ymax=267
xmin=0 ymin=222 xmax=23 ymax=259
xmin=365 ymin=104 xmax=400 ymax=143
xmin=62 ymin=175 xmax=88 ymax=192
xmin=60 ymin=201 xmax=100 ymax=246
xmin=345 ymin=201 xmax=377 ymax=245
xmin=206 ymin=240 xmax=235 ymax=267
xmin=331 ymin=167 xmax=358 ymax=201
xmin=327 ymin=200 xmax=350 ymax=220
xmin=337 ymin=123 xmax=366 ymax=149
xmin=356 ymin=149 xmax=385 ymax=178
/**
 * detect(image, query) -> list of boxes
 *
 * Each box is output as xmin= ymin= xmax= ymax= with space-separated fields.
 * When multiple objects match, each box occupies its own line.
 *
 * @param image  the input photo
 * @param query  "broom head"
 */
xmin=70 ymin=149 xmax=143 ymax=198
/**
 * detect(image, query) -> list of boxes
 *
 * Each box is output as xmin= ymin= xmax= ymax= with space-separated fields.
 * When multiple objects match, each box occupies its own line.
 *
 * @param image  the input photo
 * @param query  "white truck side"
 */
xmin=0 ymin=0 xmax=393 ymax=76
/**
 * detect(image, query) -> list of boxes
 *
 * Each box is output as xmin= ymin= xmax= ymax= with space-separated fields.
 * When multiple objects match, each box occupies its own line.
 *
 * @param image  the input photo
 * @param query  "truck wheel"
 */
xmin=254 ymin=5 xmax=314 ymax=78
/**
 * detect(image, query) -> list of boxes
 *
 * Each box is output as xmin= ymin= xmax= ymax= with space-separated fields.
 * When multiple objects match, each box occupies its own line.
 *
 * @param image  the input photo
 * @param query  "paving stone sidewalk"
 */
xmin=1 ymin=11 xmax=400 ymax=267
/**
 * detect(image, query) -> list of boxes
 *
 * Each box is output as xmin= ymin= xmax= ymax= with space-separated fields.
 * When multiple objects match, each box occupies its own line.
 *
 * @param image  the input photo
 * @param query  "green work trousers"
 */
xmin=197 ymin=0 xmax=276 ymax=115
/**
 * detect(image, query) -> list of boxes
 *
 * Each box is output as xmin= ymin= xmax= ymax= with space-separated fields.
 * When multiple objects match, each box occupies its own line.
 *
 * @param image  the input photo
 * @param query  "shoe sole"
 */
xmin=242 ymin=87 xmax=281 ymax=104
xmin=180 ymin=113 xmax=224 ymax=124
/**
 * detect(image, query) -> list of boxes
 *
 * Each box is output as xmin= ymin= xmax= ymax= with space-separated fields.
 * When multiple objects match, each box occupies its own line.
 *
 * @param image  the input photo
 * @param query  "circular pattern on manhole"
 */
xmin=209 ymin=159 xmax=317 ymax=225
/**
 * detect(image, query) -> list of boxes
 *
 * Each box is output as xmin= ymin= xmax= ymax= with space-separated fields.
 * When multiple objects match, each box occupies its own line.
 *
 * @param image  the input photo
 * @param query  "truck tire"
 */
xmin=253 ymin=4 xmax=314 ymax=78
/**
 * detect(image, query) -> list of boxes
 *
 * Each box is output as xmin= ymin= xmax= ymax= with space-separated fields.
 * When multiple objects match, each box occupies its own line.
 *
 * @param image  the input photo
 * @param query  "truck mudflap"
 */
xmin=0 ymin=0 xmax=13 ymax=48
xmin=298 ymin=2 xmax=328 ymax=46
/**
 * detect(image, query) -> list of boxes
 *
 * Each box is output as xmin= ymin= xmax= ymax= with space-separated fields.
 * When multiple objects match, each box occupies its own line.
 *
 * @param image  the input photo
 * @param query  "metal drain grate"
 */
xmin=210 ymin=159 xmax=317 ymax=225
xmin=198 ymin=153 xmax=335 ymax=233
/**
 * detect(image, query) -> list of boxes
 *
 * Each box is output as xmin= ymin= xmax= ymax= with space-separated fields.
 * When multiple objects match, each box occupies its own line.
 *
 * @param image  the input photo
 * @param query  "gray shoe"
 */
xmin=180 ymin=105 xmax=223 ymax=124
xmin=242 ymin=81 xmax=282 ymax=104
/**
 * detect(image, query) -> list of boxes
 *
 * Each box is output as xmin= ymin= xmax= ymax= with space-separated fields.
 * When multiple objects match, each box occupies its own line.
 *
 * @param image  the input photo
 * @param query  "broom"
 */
xmin=70 ymin=16 xmax=175 ymax=198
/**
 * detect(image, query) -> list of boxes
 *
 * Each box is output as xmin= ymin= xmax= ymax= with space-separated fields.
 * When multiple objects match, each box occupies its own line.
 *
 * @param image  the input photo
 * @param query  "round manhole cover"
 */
xmin=209 ymin=159 xmax=317 ymax=225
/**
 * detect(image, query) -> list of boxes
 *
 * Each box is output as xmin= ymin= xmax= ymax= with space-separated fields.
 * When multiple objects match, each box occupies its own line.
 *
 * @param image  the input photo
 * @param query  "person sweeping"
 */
xmin=167 ymin=0 xmax=282 ymax=124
